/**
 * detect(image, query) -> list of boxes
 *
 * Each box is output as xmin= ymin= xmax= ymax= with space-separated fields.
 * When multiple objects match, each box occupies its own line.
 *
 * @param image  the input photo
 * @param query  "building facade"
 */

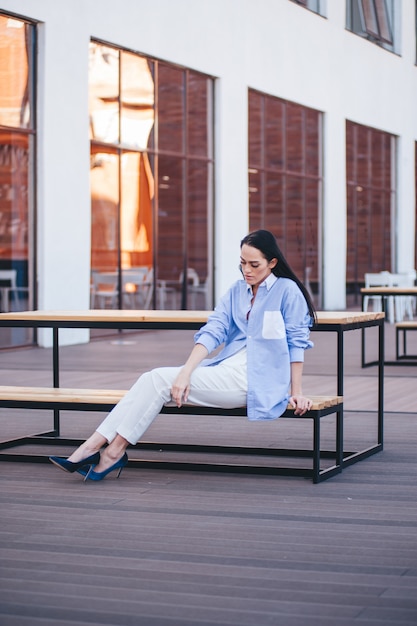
xmin=0 ymin=0 xmax=416 ymax=347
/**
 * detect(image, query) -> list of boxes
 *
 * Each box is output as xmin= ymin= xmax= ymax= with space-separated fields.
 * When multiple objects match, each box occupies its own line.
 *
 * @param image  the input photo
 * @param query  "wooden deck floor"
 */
xmin=0 ymin=322 xmax=416 ymax=625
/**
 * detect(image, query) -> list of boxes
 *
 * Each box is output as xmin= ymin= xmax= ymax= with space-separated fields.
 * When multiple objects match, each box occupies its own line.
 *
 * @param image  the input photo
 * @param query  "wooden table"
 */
xmin=361 ymin=287 xmax=417 ymax=365
xmin=361 ymin=286 xmax=417 ymax=320
xmin=0 ymin=309 xmax=384 ymax=471
xmin=361 ymin=286 xmax=417 ymax=299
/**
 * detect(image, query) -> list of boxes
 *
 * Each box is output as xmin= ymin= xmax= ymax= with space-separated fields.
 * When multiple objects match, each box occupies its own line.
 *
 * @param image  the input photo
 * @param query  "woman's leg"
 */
xmin=73 ymin=349 xmax=248 ymax=472
xmin=112 ymin=349 xmax=247 ymax=446
xmin=67 ymin=366 xmax=182 ymax=466
xmin=67 ymin=431 xmax=107 ymax=463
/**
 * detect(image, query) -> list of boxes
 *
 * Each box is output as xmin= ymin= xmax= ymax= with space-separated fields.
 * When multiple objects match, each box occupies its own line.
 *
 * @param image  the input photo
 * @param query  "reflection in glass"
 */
xmin=248 ymin=90 xmax=322 ymax=302
xmin=89 ymin=44 xmax=120 ymax=144
xmin=157 ymin=155 xmax=184 ymax=280
xmin=286 ymin=103 xmax=303 ymax=173
xmin=346 ymin=121 xmax=394 ymax=292
xmin=158 ymin=64 xmax=184 ymax=154
xmin=248 ymin=169 xmax=262 ymax=229
xmin=121 ymin=54 xmax=154 ymax=150
xmin=187 ymin=159 xmax=211 ymax=309
xmin=0 ymin=14 xmax=34 ymax=339
xmin=0 ymin=16 xmax=32 ymax=128
xmin=248 ymin=91 xmax=263 ymax=166
xmin=265 ymin=173 xmax=284 ymax=238
xmin=120 ymin=151 xmax=153 ymax=269
xmin=90 ymin=42 xmax=156 ymax=302
xmin=89 ymin=41 xmax=213 ymax=310
xmin=187 ymin=73 xmax=210 ymax=157
xmin=265 ymin=97 xmax=284 ymax=170
xmin=0 ymin=131 xmax=29 ymax=256
xmin=90 ymin=149 xmax=119 ymax=270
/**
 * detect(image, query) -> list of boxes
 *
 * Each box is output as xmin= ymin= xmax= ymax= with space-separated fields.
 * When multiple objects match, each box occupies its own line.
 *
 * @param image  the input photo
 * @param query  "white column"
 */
xmin=396 ymin=136 xmax=416 ymax=272
xmin=213 ymin=79 xmax=249 ymax=302
xmin=36 ymin=20 xmax=91 ymax=346
xmin=322 ymin=112 xmax=347 ymax=310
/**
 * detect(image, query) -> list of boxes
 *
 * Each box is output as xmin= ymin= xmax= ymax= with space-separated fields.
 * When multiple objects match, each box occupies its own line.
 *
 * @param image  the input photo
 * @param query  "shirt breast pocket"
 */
xmin=262 ymin=311 xmax=286 ymax=340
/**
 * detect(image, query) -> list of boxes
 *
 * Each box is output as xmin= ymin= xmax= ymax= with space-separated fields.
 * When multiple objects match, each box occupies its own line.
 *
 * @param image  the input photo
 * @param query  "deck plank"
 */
xmin=0 ymin=322 xmax=417 ymax=625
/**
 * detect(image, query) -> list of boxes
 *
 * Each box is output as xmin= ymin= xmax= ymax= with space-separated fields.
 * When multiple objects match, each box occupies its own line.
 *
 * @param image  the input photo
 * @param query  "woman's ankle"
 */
xmin=101 ymin=445 xmax=127 ymax=464
xmin=68 ymin=439 xmax=103 ymax=462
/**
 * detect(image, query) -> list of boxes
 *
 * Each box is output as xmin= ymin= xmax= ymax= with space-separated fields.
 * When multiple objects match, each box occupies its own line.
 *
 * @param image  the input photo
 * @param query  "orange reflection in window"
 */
xmin=121 ymin=151 xmax=153 ymax=268
xmin=90 ymin=149 xmax=119 ymax=270
xmin=0 ymin=16 xmax=31 ymax=128
xmin=89 ymin=43 xmax=155 ymax=272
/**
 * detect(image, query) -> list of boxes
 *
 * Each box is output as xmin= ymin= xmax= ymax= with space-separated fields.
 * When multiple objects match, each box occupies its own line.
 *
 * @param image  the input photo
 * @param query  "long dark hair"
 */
xmin=240 ymin=229 xmax=316 ymax=322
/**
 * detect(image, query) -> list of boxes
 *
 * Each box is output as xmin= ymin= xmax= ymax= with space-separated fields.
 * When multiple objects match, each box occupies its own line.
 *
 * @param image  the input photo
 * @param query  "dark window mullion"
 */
xmin=182 ymin=71 xmax=188 ymax=309
xmin=116 ymin=52 xmax=123 ymax=308
xmin=152 ymin=62 xmax=159 ymax=308
xmin=261 ymin=95 xmax=266 ymax=226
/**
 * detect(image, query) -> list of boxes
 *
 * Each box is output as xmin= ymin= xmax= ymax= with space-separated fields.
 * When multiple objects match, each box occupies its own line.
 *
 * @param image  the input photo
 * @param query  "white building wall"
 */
xmin=1 ymin=0 xmax=416 ymax=343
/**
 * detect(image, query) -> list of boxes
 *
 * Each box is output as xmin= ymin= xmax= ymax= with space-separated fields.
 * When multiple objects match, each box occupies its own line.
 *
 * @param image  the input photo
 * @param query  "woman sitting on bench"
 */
xmin=50 ymin=229 xmax=317 ymax=481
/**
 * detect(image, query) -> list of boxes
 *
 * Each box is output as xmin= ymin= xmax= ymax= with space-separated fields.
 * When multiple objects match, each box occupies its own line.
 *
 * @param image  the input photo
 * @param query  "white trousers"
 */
xmin=96 ymin=349 xmax=248 ymax=445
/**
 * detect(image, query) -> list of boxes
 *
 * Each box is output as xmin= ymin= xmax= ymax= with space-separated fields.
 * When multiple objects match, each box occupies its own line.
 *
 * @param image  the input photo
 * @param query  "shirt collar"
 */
xmin=246 ymin=272 xmax=277 ymax=293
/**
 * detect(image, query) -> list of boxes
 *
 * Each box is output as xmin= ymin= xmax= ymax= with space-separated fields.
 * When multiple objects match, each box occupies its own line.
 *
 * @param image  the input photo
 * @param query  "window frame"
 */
xmin=289 ymin=0 xmax=326 ymax=17
xmin=346 ymin=0 xmax=397 ymax=52
xmin=248 ymin=88 xmax=323 ymax=305
xmin=346 ymin=120 xmax=397 ymax=300
xmin=89 ymin=39 xmax=215 ymax=311
xmin=0 ymin=12 xmax=37 ymax=348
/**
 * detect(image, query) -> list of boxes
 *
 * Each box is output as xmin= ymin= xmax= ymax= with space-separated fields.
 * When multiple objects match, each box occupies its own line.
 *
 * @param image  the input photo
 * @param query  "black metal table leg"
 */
xmin=53 ymin=326 xmax=60 ymax=436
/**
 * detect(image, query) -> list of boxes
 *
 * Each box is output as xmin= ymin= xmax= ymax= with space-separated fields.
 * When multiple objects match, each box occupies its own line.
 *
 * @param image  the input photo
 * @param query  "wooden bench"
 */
xmin=395 ymin=321 xmax=417 ymax=362
xmin=0 ymin=385 xmax=343 ymax=483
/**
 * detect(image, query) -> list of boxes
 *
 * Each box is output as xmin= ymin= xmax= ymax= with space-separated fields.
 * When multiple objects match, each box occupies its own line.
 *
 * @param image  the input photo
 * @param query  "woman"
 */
xmin=50 ymin=230 xmax=316 ymax=481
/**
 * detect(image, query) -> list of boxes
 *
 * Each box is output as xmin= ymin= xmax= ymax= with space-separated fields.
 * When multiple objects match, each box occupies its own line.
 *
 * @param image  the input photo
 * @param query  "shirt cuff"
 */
xmin=194 ymin=333 xmax=217 ymax=354
xmin=289 ymin=347 xmax=305 ymax=363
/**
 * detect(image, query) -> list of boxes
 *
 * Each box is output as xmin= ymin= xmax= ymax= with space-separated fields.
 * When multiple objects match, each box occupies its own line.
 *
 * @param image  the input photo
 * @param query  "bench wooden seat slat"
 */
xmin=0 ymin=386 xmax=342 ymax=412
xmin=0 ymin=386 xmax=126 ymax=404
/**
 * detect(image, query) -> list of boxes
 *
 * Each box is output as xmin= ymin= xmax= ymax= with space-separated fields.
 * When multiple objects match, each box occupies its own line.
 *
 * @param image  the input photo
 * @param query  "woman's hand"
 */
xmin=170 ymin=343 xmax=209 ymax=407
xmin=289 ymin=395 xmax=313 ymax=416
xmin=171 ymin=369 xmax=192 ymax=407
xmin=289 ymin=362 xmax=311 ymax=415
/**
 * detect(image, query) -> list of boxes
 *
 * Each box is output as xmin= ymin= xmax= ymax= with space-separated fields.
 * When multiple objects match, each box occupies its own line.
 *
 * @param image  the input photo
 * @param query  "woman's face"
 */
xmin=240 ymin=244 xmax=277 ymax=290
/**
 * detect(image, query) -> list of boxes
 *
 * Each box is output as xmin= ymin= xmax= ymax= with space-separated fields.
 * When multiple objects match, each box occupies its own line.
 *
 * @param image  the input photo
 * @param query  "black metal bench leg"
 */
xmin=313 ymin=416 xmax=320 ymax=484
xmin=396 ymin=326 xmax=400 ymax=359
xmin=336 ymin=407 xmax=343 ymax=468
xmin=361 ymin=327 xmax=366 ymax=368
xmin=53 ymin=326 xmax=60 ymax=437
xmin=53 ymin=409 xmax=60 ymax=437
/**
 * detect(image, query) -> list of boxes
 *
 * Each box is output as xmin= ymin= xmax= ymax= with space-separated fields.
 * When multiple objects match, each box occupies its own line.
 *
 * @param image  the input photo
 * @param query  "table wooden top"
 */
xmin=0 ymin=309 xmax=385 ymax=325
xmin=361 ymin=286 xmax=417 ymax=295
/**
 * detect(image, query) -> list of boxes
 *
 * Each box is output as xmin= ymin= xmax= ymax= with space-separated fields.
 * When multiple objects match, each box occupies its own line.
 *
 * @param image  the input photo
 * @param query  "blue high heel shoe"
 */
xmin=84 ymin=452 xmax=128 ymax=482
xmin=49 ymin=452 xmax=100 ymax=474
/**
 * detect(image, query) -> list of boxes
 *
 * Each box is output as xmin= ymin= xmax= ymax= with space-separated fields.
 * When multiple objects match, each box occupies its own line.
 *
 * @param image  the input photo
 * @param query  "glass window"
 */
xmin=346 ymin=121 xmax=396 ymax=301
xmin=289 ymin=0 xmax=325 ymax=16
xmin=248 ymin=90 xmax=322 ymax=305
xmin=90 ymin=146 xmax=119 ymax=271
xmin=346 ymin=0 xmax=395 ymax=50
xmin=0 ymin=14 xmax=35 ymax=347
xmin=89 ymin=42 xmax=214 ymax=311
xmin=89 ymin=45 xmax=119 ymax=144
xmin=157 ymin=64 xmax=184 ymax=154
